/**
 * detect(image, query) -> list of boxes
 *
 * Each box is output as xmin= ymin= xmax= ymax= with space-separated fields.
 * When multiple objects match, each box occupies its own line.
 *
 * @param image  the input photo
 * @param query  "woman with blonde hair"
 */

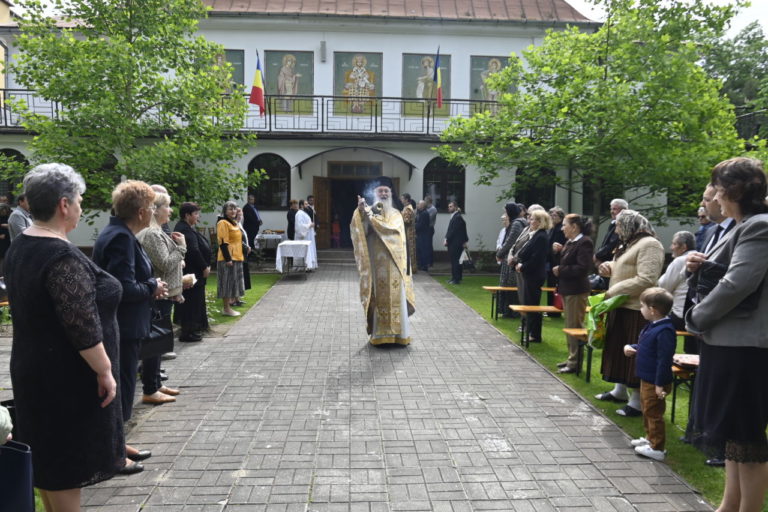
xmin=137 ymin=190 xmax=184 ymax=405
xmin=515 ymin=208 xmax=552 ymax=342
xmin=93 ymin=180 xmax=169 ymax=475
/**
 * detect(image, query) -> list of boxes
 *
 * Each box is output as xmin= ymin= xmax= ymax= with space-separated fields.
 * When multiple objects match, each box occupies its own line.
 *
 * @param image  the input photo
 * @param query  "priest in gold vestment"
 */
xmin=351 ymin=185 xmax=415 ymax=345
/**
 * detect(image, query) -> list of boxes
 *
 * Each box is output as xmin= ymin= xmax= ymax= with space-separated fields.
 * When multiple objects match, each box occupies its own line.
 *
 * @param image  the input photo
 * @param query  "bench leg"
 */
xmin=576 ymin=341 xmax=584 ymax=377
xmin=671 ymin=377 xmax=678 ymax=424
xmin=586 ymin=345 xmax=593 ymax=383
xmin=519 ymin=314 xmax=526 ymax=348
xmin=492 ymin=292 xmax=497 ymax=321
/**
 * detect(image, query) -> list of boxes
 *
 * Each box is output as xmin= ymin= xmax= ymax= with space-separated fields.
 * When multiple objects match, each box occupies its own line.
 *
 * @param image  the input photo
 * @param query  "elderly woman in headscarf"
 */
xmin=495 ymin=202 xmax=526 ymax=318
xmin=594 ymin=210 xmax=665 ymax=417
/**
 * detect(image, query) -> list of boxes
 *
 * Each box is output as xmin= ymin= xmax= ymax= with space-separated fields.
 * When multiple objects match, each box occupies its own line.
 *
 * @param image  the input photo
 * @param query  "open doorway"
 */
xmin=330 ymin=179 xmax=368 ymax=248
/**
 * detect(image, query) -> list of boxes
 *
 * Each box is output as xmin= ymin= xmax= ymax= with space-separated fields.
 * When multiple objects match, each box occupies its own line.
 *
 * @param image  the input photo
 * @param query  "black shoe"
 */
xmin=528 ymin=338 xmax=542 ymax=343
xmin=160 ymin=371 xmax=168 ymax=381
xmin=556 ymin=362 xmax=568 ymax=368
xmin=705 ymin=458 xmax=725 ymax=467
xmin=118 ymin=461 xmax=144 ymax=475
xmin=232 ymin=300 xmax=245 ymax=307
xmin=447 ymin=280 xmax=457 ymax=284
xmin=127 ymin=449 xmax=152 ymax=462
xmin=679 ymin=435 xmax=691 ymax=444
xmin=558 ymin=366 xmax=578 ymax=374
xmin=179 ymin=333 xmax=203 ymax=342
xmin=595 ymin=391 xmax=629 ymax=403
xmin=616 ymin=405 xmax=642 ymax=417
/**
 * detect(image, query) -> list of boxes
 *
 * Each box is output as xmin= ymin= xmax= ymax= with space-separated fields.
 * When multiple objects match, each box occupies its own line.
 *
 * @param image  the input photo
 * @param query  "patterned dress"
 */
xmin=6 ymin=236 xmax=124 ymax=489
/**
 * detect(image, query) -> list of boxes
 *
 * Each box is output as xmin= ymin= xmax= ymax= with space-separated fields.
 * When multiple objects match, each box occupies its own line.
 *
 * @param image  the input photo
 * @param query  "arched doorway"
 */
xmin=295 ymin=148 xmax=415 ymax=249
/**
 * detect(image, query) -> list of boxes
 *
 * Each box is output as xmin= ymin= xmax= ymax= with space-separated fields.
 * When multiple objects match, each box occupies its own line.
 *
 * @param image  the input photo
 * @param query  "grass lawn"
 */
xmin=204 ymin=272 xmax=282 ymax=325
xmin=439 ymin=274 xmax=733 ymax=510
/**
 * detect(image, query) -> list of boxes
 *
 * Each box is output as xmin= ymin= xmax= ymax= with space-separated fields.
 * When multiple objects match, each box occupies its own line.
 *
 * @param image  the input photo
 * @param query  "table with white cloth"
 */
xmin=275 ymin=240 xmax=316 ymax=274
xmin=254 ymin=233 xmax=285 ymax=250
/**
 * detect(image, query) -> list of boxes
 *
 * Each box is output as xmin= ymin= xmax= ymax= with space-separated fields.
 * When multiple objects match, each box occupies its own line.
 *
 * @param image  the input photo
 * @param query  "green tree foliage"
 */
xmin=5 ymin=0 xmax=260 ymax=212
xmin=701 ymin=21 xmax=768 ymax=109
xmin=438 ymin=0 xmax=743 ymax=228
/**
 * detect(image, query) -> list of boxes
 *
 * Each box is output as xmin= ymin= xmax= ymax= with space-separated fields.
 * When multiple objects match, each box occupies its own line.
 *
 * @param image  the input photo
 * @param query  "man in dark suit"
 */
xmin=305 ymin=195 xmax=316 ymax=225
xmin=594 ymin=198 xmax=628 ymax=264
xmin=242 ymin=194 xmax=262 ymax=251
xmin=699 ymin=184 xmax=734 ymax=255
xmin=443 ymin=200 xmax=468 ymax=284
xmin=694 ymin=206 xmax=714 ymax=251
xmin=679 ymin=183 xmax=734 ymax=466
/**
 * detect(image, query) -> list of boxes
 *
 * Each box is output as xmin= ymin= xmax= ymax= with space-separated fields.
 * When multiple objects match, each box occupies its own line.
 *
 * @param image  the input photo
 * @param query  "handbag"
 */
xmin=553 ymin=291 xmax=564 ymax=310
xmin=139 ymin=312 xmax=174 ymax=360
xmin=588 ymin=273 xmax=609 ymax=291
xmin=696 ymin=260 xmax=764 ymax=311
xmin=459 ymin=249 xmax=476 ymax=271
xmin=696 ymin=260 xmax=727 ymax=300
xmin=0 ymin=440 xmax=34 ymax=512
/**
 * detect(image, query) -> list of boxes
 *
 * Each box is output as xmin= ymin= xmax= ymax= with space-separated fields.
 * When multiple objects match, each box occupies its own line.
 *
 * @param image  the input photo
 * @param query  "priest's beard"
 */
xmin=378 ymin=196 xmax=394 ymax=215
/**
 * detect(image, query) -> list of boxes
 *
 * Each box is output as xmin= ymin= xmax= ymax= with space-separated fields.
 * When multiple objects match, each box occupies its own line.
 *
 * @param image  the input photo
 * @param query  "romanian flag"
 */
xmin=433 ymin=47 xmax=443 ymax=108
xmin=249 ymin=51 xmax=266 ymax=116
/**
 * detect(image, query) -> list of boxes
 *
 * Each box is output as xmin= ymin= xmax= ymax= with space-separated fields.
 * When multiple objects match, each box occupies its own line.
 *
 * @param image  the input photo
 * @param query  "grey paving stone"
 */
xmin=0 ymin=266 xmax=705 ymax=512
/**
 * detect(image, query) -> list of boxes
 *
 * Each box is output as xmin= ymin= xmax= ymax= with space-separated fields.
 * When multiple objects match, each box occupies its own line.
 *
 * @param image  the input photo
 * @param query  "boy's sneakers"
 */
xmin=630 ymin=437 xmax=649 ymax=447
xmin=635 ymin=444 xmax=666 ymax=461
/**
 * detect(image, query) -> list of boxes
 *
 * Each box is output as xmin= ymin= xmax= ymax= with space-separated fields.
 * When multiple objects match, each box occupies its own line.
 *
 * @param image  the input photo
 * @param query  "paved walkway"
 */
xmin=2 ymin=266 xmax=712 ymax=511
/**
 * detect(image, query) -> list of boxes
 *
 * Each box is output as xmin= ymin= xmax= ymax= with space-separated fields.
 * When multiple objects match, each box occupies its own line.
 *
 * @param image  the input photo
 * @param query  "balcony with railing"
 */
xmin=0 ymin=90 xmax=497 ymax=139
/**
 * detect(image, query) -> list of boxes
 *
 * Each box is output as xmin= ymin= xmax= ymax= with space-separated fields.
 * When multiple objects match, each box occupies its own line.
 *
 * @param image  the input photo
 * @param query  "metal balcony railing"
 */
xmin=0 ymin=90 xmax=499 ymax=137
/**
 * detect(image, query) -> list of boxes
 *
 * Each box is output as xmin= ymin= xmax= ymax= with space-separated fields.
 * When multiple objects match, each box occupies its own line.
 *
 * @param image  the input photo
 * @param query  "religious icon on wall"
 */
xmin=470 ymin=56 xmax=513 ymax=114
xmin=265 ymin=50 xmax=314 ymax=114
xmin=402 ymin=53 xmax=451 ymax=117
xmin=333 ymin=52 xmax=382 ymax=115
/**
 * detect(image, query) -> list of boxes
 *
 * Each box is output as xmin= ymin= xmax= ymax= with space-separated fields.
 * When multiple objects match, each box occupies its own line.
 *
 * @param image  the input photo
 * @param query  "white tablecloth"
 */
xmin=275 ymin=241 xmax=316 ymax=272
xmin=254 ymin=233 xmax=285 ymax=249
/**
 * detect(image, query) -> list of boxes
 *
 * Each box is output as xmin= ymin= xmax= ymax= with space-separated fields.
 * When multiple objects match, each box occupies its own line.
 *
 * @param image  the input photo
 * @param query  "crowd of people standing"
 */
xmin=1 ymin=164 xmax=233 ymax=511
xmin=492 ymin=157 xmax=768 ymax=511
xmin=2 ymin=156 xmax=767 ymax=511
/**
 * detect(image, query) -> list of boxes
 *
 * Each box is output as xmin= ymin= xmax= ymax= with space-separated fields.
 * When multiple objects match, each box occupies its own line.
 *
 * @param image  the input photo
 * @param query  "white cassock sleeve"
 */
xmin=295 ymin=210 xmax=311 ymax=240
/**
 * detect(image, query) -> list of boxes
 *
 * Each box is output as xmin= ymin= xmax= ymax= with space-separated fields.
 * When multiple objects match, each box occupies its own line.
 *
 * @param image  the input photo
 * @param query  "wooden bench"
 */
xmin=481 ymin=286 xmax=518 ymax=320
xmin=671 ymin=353 xmax=699 ymax=424
xmin=510 ymin=305 xmax=563 ymax=348
xmin=560 ymin=328 xmax=696 ymax=384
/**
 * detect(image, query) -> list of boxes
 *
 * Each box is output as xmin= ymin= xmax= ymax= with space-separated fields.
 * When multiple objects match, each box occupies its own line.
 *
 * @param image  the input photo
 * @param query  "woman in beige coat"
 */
xmin=595 ymin=210 xmax=664 ymax=416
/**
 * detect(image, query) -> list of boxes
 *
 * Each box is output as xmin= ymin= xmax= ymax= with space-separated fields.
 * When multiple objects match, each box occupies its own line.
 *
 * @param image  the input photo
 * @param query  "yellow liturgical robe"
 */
xmin=350 ymin=206 xmax=416 ymax=345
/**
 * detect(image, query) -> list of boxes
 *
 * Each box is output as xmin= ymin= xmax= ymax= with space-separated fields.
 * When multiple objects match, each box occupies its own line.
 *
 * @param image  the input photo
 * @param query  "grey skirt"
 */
xmin=217 ymin=261 xmax=245 ymax=298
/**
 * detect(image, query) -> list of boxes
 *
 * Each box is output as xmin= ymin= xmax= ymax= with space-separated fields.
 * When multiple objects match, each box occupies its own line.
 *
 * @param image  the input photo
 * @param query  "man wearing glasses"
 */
xmin=694 ymin=206 xmax=714 ymax=252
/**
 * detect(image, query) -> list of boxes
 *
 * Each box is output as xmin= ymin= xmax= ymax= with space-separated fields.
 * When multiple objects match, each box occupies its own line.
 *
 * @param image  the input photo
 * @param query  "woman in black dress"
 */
xmin=5 ymin=163 xmax=124 ymax=510
xmin=173 ymin=202 xmax=211 ymax=341
xmin=496 ymin=202 xmax=526 ymax=318
xmin=515 ymin=208 xmax=552 ymax=342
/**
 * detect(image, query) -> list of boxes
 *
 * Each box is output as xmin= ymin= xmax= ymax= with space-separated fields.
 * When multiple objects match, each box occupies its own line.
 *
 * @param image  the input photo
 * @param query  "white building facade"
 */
xmin=0 ymin=0 xmax=696 ymax=249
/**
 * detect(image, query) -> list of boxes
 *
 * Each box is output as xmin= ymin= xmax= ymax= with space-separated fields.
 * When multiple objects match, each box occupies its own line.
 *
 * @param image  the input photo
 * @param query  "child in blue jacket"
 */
xmin=623 ymin=287 xmax=676 ymax=461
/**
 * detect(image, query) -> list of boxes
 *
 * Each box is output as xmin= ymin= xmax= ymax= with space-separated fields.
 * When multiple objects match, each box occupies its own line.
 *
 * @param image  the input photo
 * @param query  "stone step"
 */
xmin=317 ymin=249 xmax=355 ymax=263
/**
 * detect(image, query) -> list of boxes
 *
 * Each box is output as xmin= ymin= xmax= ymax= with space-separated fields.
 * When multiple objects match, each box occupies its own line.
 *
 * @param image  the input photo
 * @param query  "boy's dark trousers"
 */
xmin=640 ymin=380 xmax=672 ymax=451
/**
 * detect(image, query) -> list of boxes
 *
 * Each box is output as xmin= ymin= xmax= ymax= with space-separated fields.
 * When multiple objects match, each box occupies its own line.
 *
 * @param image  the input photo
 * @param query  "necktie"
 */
xmin=708 ymin=225 xmax=724 ymax=252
